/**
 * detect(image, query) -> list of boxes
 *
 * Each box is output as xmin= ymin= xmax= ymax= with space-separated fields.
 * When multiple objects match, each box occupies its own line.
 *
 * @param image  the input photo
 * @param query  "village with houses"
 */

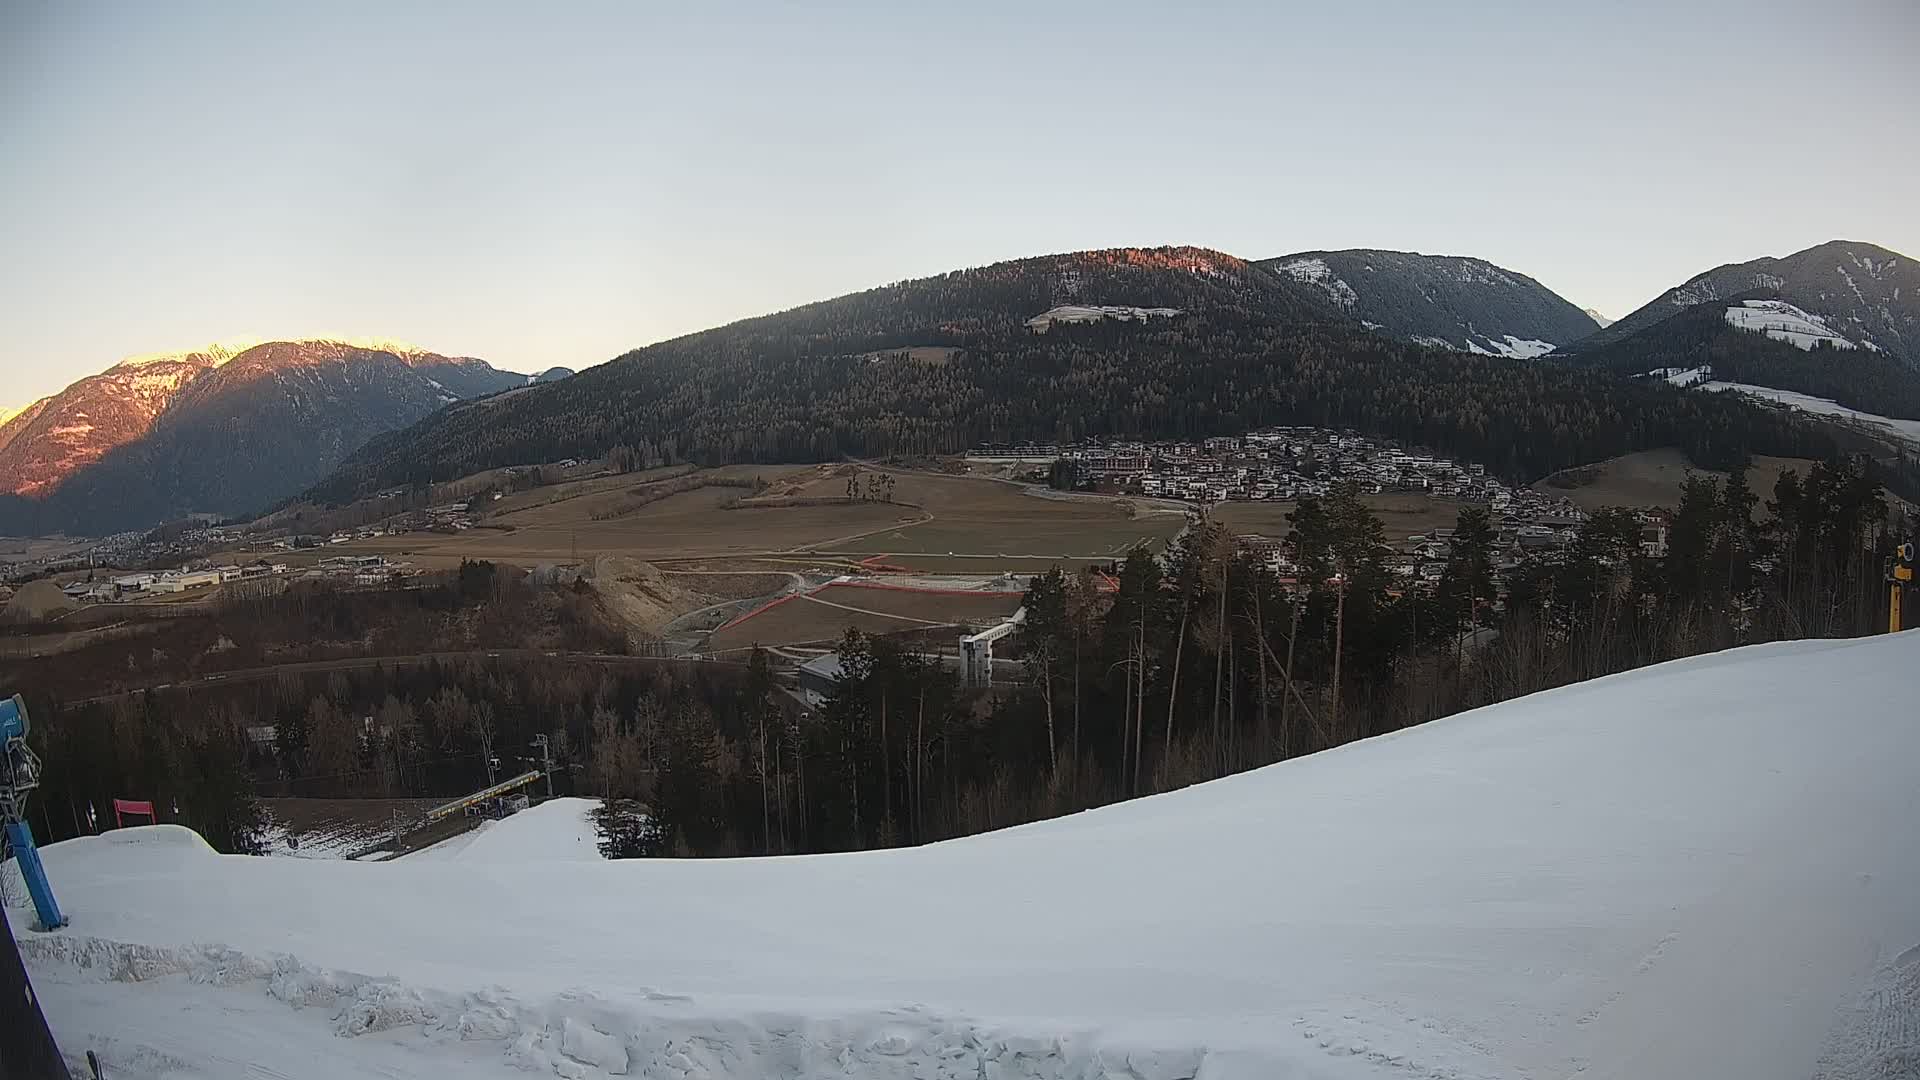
xmin=971 ymin=425 xmax=1669 ymax=590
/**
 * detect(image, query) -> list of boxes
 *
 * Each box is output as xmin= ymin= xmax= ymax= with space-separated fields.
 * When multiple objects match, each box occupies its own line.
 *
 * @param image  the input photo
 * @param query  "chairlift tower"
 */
xmin=1 ymin=694 xmax=67 ymax=930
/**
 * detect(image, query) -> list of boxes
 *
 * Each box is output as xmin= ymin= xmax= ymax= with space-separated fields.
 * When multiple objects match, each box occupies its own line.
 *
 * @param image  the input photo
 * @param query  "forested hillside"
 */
xmin=0 ymin=341 xmax=531 ymax=535
xmin=1571 ymin=298 xmax=1920 ymax=421
xmin=1571 ymin=240 xmax=1919 ymax=364
xmin=1258 ymin=248 xmax=1600 ymax=356
xmin=311 ymin=247 xmax=1833 ymax=503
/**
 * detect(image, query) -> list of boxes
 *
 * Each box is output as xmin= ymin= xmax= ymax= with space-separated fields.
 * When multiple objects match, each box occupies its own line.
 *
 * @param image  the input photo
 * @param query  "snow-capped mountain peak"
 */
xmin=0 ymin=338 xmax=538 ymax=532
xmin=113 ymin=338 xmax=263 ymax=370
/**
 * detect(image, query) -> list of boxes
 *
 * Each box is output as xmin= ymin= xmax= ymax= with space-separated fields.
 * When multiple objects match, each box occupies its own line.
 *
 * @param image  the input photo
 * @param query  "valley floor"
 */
xmin=9 ymin=635 xmax=1920 ymax=1080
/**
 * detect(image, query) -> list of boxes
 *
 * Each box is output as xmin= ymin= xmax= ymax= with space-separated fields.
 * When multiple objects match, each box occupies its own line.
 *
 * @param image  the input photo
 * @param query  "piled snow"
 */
xmin=1025 ymin=305 xmax=1182 ymax=332
xmin=12 ymin=634 xmax=1920 ymax=1079
xmin=1465 ymin=334 xmax=1557 ymax=359
xmin=1724 ymin=299 xmax=1857 ymax=351
xmin=1273 ymin=257 xmax=1360 ymax=308
xmin=1700 ymin=381 xmax=1920 ymax=447
xmin=409 ymin=798 xmax=605 ymax=863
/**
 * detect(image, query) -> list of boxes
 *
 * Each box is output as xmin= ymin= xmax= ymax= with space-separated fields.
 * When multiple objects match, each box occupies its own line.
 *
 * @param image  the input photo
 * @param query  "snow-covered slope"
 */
xmin=1025 ymin=304 xmax=1183 ymax=331
xmin=1701 ymin=381 xmax=1920 ymax=449
xmin=409 ymin=798 xmax=605 ymax=863
xmin=1584 ymin=307 xmax=1613 ymax=328
xmin=12 ymin=633 xmax=1920 ymax=1080
xmin=1723 ymin=299 xmax=1858 ymax=351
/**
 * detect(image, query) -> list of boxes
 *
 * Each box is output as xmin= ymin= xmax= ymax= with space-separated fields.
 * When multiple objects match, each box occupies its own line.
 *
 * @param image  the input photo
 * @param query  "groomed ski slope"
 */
xmin=407 ymin=796 xmax=606 ymax=863
xmin=11 ymin=633 xmax=1920 ymax=1080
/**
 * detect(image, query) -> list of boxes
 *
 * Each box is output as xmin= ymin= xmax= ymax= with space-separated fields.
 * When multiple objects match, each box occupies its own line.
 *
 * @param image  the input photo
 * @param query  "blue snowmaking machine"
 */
xmin=1 ymin=693 xmax=66 ymax=931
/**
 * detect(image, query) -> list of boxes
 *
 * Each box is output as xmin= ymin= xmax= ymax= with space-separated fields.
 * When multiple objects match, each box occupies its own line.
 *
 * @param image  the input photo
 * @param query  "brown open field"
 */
xmin=485 ymin=465 xmax=696 ymax=517
xmin=328 ymin=477 xmax=919 ymax=568
xmin=1211 ymin=494 xmax=1468 ymax=543
xmin=821 ymin=472 xmax=1183 ymax=560
xmin=318 ymin=467 xmax=1181 ymax=572
xmin=1535 ymin=449 xmax=1817 ymax=512
xmin=807 ymin=584 xmax=1022 ymax=621
xmin=880 ymin=554 xmax=1122 ymax=574
xmin=0 ymin=536 xmax=93 ymax=560
xmin=707 ymin=584 xmax=1021 ymax=650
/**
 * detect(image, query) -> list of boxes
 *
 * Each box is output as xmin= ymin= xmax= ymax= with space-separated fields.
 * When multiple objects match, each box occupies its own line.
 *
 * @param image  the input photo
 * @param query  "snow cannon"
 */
xmin=1891 ymin=541 xmax=1916 ymax=634
xmin=0 ymin=693 xmax=66 ymax=930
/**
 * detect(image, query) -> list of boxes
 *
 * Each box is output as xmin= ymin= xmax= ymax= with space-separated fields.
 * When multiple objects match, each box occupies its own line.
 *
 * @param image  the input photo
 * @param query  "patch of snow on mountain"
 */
xmin=1026 ymin=305 xmax=1182 ymax=332
xmin=115 ymin=339 xmax=261 ymax=369
xmin=1845 ymin=250 xmax=1897 ymax=281
xmin=1466 ymin=334 xmax=1557 ymax=359
xmin=12 ymin=633 xmax=1920 ymax=1079
xmin=1410 ymin=334 xmax=1457 ymax=350
xmin=1672 ymin=278 xmax=1723 ymax=307
xmin=1700 ymin=381 xmax=1920 ymax=447
xmin=1724 ymin=299 xmax=1856 ymax=351
xmin=1583 ymin=307 xmax=1613 ymax=328
xmin=1645 ymin=366 xmax=1713 ymax=387
xmin=126 ymin=369 xmax=199 ymax=395
xmin=1273 ymin=257 xmax=1358 ymax=308
xmin=1449 ymin=260 xmax=1517 ymax=288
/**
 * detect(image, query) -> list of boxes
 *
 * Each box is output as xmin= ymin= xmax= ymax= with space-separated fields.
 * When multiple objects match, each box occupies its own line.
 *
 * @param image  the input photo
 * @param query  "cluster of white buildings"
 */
xmin=64 ymin=560 xmax=289 ymax=603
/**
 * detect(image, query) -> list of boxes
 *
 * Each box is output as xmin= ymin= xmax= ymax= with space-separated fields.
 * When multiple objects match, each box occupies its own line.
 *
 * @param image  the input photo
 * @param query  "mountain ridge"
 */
xmin=1256 ymin=248 xmax=1601 ymax=357
xmin=0 ymin=339 xmax=535 ymax=534
xmin=307 ymin=244 xmax=1827 ymax=509
xmin=1568 ymin=240 xmax=1919 ymax=365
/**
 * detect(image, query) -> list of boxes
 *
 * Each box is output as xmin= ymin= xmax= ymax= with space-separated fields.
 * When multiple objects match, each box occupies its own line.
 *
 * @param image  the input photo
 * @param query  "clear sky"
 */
xmin=3 ymin=0 xmax=1916 ymax=406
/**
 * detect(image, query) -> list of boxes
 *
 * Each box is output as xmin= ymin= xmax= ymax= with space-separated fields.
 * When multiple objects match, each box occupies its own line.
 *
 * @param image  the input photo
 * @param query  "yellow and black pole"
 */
xmin=1891 ymin=541 xmax=1915 ymax=633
